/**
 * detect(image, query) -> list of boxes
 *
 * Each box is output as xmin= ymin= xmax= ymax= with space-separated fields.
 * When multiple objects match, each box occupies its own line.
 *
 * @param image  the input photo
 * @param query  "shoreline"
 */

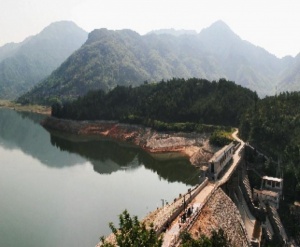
xmin=0 ymin=100 xmax=51 ymax=115
xmin=41 ymin=116 xmax=217 ymax=166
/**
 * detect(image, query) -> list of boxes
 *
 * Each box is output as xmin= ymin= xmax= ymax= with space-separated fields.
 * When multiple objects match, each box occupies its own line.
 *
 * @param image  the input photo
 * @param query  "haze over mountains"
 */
xmin=0 ymin=20 xmax=299 ymax=103
xmin=277 ymin=54 xmax=300 ymax=92
xmin=0 ymin=21 xmax=87 ymax=99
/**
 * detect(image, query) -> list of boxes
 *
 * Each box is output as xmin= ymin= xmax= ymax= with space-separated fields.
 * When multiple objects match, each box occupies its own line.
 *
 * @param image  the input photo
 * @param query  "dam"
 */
xmin=150 ymin=131 xmax=289 ymax=247
xmin=97 ymin=130 xmax=290 ymax=247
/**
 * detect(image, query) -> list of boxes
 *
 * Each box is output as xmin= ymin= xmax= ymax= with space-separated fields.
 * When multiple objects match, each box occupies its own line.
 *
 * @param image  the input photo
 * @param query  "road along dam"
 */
xmin=98 ymin=130 xmax=288 ymax=247
xmin=139 ymin=130 xmax=255 ymax=247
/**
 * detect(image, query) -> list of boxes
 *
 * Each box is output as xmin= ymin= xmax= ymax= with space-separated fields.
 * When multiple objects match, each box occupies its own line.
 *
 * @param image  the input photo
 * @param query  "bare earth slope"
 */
xmin=41 ymin=117 xmax=216 ymax=165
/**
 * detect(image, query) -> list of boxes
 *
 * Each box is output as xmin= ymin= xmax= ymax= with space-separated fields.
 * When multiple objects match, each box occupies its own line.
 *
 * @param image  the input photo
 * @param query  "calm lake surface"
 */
xmin=0 ymin=108 xmax=199 ymax=247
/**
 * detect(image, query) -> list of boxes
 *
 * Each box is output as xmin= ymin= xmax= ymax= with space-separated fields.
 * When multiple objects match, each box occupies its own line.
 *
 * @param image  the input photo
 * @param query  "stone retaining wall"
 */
xmin=156 ymin=178 xmax=209 ymax=234
xmin=189 ymin=188 xmax=251 ymax=247
xmin=240 ymin=171 xmax=265 ymax=221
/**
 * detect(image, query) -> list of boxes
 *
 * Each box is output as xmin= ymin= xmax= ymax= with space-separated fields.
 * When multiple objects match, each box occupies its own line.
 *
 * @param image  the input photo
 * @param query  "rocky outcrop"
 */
xmin=41 ymin=117 xmax=215 ymax=165
xmin=189 ymin=188 xmax=251 ymax=246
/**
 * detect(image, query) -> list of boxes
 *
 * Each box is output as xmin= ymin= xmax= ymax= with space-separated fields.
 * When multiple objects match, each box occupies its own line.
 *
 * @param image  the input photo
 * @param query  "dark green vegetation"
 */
xmin=240 ymin=92 xmax=300 ymax=240
xmin=240 ymin=91 xmax=300 ymax=193
xmin=100 ymin=210 xmax=162 ymax=247
xmin=0 ymin=21 xmax=87 ymax=100
xmin=17 ymin=21 xmax=299 ymax=105
xmin=209 ymin=129 xmax=234 ymax=147
xmin=100 ymin=210 xmax=230 ymax=247
xmin=180 ymin=229 xmax=231 ymax=247
xmin=51 ymin=77 xmax=300 ymax=242
xmin=240 ymin=92 xmax=300 ymax=161
xmin=51 ymin=78 xmax=257 ymax=128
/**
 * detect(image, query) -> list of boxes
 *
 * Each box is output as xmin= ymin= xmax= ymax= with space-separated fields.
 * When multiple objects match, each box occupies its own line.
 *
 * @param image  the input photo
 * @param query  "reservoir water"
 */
xmin=0 ymin=108 xmax=199 ymax=247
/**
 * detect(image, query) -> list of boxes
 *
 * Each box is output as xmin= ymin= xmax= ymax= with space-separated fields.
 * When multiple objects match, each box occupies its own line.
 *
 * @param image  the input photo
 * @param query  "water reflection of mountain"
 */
xmin=50 ymin=132 xmax=199 ymax=185
xmin=141 ymin=155 xmax=199 ymax=185
xmin=0 ymin=109 xmax=86 ymax=167
xmin=0 ymin=109 xmax=199 ymax=184
xmin=50 ymin=132 xmax=140 ymax=174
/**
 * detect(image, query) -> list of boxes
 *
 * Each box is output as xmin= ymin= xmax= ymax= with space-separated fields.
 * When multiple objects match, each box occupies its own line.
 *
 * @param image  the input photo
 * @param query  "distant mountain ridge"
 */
xmin=277 ymin=54 xmax=300 ymax=92
xmin=18 ymin=21 xmax=299 ymax=104
xmin=147 ymin=29 xmax=198 ymax=36
xmin=0 ymin=21 xmax=88 ymax=99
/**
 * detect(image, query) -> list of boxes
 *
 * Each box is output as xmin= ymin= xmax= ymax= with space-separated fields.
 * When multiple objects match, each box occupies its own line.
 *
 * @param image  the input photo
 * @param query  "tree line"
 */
xmin=51 ymin=78 xmax=257 ymax=128
xmin=50 ymin=77 xmax=300 ymax=241
xmin=51 ymin=78 xmax=300 ymax=202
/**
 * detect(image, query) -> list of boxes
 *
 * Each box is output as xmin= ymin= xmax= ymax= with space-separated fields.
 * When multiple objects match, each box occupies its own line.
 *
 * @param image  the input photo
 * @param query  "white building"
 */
xmin=261 ymin=176 xmax=283 ymax=195
xmin=253 ymin=176 xmax=283 ymax=209
xmin=209 ymin=142 xmax=235 ymax=181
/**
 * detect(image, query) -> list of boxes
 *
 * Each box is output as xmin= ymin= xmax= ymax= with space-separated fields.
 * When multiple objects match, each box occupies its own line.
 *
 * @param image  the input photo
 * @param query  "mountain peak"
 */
xmin=200 ymin=20 xmax=239 ymax=39
xmin=39 ymin=20 xmax=87 ymax=36
xmin=210 ymin=20 xmax=231 ymax=30
xmin=0 ymin=20 xmax=88 ymax=100
xmin=198 ymin=20 xmax=241 ymax=54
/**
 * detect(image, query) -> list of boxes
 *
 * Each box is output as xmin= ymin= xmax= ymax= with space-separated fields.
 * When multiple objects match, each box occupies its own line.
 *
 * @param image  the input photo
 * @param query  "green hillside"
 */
xmin=240 ymin=92 xmax=300 ymax=200
xmin=18 ymin=21 xmax=288 ymax=105
xmin=0 ymin=21 xmax=87 ymax=99
xmin=51 ymin=78 xmax=257 ymax=127
xmin=239 ymin=92 xmax=300 ymax=238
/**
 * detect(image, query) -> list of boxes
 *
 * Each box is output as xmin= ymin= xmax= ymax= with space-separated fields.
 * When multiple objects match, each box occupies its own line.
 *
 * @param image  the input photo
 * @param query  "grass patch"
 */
xmin=209 ymin=129 xmax=235 ymax=146
xmin=0 ymin=100 xmax=51 ymax=115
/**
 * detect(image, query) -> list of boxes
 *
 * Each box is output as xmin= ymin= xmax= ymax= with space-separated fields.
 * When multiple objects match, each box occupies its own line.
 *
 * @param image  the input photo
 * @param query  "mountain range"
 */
xmin=3 ymin=20 xmax=299 ymax=104
xmin=0 ymin=21 xmax=87 ymax=99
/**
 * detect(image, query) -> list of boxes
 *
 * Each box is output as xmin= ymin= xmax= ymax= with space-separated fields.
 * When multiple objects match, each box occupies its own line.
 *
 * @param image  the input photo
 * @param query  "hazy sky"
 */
xmin=1 ymin=0 xmax=299 ymax=58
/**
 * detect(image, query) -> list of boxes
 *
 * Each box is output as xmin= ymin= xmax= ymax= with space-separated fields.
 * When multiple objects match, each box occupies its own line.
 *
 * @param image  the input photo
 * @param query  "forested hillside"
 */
xmin=0 ymin=21 xmax=87 ymax=99
xmin=18 ymin=21 xmax=290 ymax=105
xmin=239 ymin=92 xmax=300 ymax=239
xmin=51 ymin=78 xmax=257 ymax=127
xmin=240 ymin=92 xmax=300 ymax=200
xmin=50 ymin=76 xmax=300 ymax=200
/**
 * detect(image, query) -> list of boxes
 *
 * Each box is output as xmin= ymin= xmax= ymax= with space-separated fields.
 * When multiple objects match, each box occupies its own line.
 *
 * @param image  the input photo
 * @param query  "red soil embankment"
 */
xmin=41 ymin=117 xmax=216 ymax=164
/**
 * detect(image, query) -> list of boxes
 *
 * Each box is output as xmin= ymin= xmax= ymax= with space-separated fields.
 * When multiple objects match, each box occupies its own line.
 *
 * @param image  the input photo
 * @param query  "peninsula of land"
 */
xmin=42 ymin=116 xmax=217 ymax=166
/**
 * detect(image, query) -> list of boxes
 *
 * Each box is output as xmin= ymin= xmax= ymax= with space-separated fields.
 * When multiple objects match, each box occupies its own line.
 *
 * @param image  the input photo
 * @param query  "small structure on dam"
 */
xmin=253 ymin=176 xmax=283 ymax=209
xmin=207 ymin=142 xmax=235 ymax=181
